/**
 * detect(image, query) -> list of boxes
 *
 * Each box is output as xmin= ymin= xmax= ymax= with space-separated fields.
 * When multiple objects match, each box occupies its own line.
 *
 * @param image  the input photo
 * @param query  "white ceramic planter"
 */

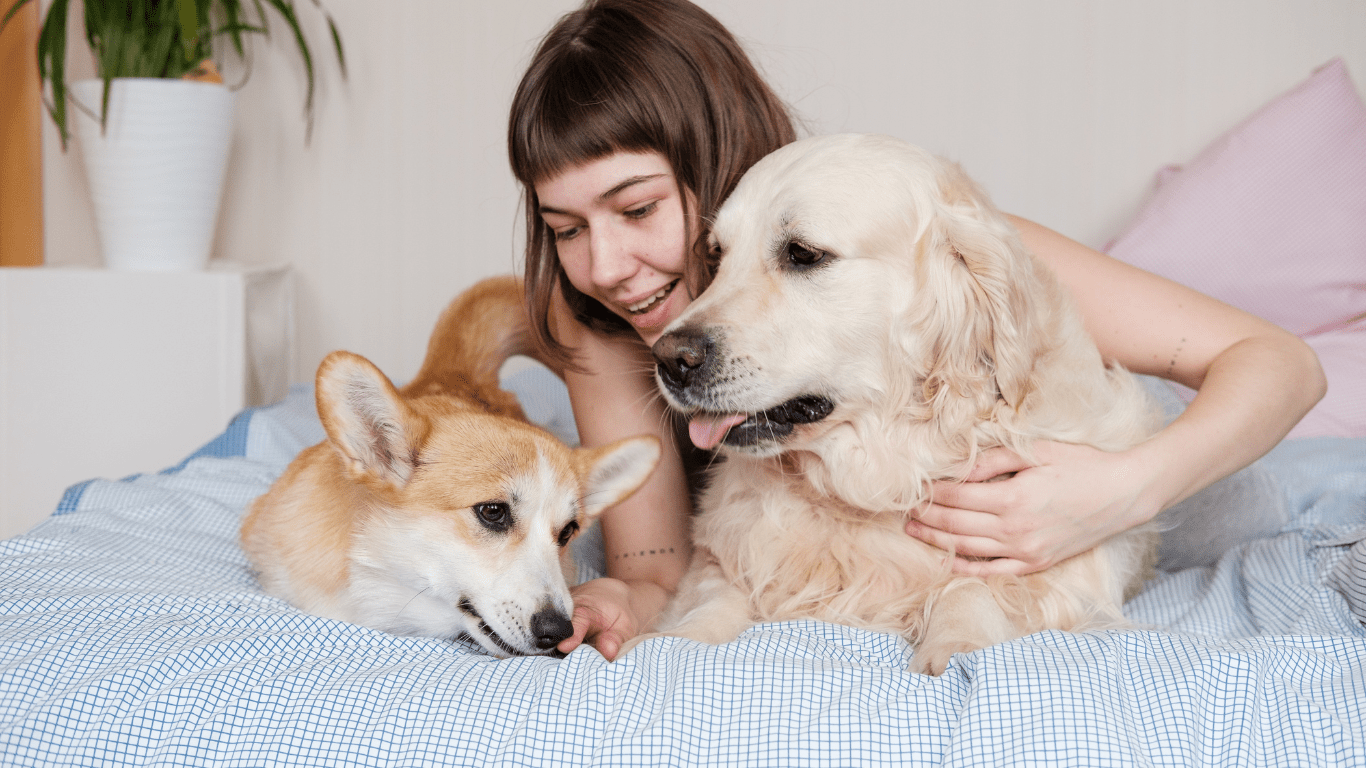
xmin=71 ymin=78 xmax=235 ymax=272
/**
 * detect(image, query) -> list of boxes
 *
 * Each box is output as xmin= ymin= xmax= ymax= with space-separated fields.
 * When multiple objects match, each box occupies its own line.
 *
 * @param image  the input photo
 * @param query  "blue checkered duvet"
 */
xmin=3 ymin=377 xmax=1365 ymax=767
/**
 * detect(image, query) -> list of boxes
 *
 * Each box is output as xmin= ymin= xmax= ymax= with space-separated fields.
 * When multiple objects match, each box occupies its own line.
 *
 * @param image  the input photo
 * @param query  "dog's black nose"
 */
xmin=530 ymin=607 xmax=574 ymax=651
xmin=653 ymin=328 xmax=712 ymax=391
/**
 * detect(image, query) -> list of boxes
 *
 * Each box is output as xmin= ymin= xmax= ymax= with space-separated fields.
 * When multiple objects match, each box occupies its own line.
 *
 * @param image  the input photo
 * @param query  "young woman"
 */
xmin=507 ymin=0 xmax=1326 ymax=661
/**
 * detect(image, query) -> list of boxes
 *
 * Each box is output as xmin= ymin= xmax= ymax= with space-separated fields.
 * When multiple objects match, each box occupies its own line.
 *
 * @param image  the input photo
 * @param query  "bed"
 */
xmin=1 ymin=364 xmax=1364 ymax=766
xmin=5 ymin=59 xmax=1366 ymax=768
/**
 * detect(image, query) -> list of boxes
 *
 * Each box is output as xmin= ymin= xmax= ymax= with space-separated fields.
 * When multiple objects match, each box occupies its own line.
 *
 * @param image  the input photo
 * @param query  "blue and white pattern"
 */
xmin=2 ymin=369 xmax=1364 ymax=767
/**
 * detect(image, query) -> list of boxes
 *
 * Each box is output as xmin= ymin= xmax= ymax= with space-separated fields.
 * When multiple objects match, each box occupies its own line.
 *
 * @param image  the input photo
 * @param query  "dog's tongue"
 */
xmin=688 ymin=413 xmax=748 ymax=450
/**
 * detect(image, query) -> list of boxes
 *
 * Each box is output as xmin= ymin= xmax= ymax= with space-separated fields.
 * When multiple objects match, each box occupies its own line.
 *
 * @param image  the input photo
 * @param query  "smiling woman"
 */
xmin=506 ymin=0 xmax=800 ymax=661
xmin=533 ymin=151 xmax=692 ymax=345
xmin=0 ymin=0 xmax=42 ymax=267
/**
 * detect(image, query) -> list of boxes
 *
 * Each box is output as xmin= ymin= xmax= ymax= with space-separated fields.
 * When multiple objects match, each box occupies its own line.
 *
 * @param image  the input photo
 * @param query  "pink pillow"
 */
xmin=1294 ymin=320 xmax=1366 ymax=438
xmin=1106 ymin=58 xmax=1366 ymax=438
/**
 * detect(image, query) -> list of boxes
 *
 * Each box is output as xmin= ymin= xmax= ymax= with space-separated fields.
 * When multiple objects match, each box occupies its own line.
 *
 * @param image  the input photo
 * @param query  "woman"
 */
xmin=507 ymin=0 xmax=1326 ymax=661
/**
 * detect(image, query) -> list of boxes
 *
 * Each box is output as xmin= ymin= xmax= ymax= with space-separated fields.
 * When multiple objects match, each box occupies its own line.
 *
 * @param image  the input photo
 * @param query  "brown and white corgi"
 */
xmin=241 ymin=276 xmax=659 ymax=657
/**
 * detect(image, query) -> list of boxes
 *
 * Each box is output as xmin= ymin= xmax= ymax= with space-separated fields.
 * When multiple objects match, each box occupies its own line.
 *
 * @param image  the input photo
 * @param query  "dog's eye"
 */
xmin=472 ymin=501 xmax=512 ymax=532
xmin=556 ymin=520 xmax=580 ymax=547
xmin=785 ymin=241 xmax=828 ymax=269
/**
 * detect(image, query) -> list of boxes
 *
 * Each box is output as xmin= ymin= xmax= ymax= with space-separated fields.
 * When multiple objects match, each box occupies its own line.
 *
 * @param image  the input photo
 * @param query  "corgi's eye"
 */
xmin=556 ymin=520 xmax=580 ymax=548
xmin=472 ymin=501 xmax=512 ymax=532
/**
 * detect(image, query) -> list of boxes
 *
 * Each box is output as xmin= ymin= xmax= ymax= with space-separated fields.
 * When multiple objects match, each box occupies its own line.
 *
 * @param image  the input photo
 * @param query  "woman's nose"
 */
xmin=588 ymin=222 xmax=638 ymax=289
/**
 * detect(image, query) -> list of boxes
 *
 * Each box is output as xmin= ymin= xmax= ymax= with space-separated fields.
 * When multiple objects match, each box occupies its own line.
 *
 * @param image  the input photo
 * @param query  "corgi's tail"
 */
xmin=403 ymin=275 xmax=545 ymax=399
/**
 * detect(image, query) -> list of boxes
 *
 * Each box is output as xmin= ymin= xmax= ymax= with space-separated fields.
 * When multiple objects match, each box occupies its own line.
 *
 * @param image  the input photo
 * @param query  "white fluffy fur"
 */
xmin=638 ymin=134 xmax=1161 ymax=674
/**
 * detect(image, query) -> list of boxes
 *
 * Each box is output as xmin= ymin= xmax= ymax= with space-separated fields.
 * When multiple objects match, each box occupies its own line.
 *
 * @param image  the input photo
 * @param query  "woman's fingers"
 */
xmin=558 ymin=578 xmax=637 ymax=659
xmin=910 ymin=500 xmax=1004 ymax=538
xmin=906 ymin=512 xmax=1010 ymax=557
xmin=905 ymin=515 xmax=1038 ymax=574
xmin=949 ymin=556 xmax=1032 ymax=577
xmin=962 ymin=446 xmax=1033 ymax=482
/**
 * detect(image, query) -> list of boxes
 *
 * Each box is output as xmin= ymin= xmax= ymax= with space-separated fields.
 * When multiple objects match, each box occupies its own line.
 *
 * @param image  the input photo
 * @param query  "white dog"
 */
xmin=638 ymin=133 xmax=1160 ymax=675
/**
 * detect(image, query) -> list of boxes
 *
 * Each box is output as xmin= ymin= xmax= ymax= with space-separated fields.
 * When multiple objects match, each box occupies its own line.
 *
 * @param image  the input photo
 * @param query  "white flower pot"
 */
xmin=70 ymin=78 xmax=235 ymax=272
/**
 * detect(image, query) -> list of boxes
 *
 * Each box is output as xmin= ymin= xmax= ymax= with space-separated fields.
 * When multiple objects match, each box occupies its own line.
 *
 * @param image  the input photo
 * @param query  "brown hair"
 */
xmin=508 ymin=0 xmax=797 ymax=367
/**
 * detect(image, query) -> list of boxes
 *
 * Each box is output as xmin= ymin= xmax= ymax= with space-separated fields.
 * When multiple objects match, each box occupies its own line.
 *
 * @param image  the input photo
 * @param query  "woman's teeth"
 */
xmin=627 ymin=281 xmax=677 ymax=314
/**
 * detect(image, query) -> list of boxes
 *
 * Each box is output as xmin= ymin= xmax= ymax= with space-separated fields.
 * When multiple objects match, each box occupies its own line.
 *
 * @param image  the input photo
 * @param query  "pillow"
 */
xmin=1106 ymin=58 xmax=1366 ymax=438
xmin=1295 ymin=320 xmax=1366 ymax=438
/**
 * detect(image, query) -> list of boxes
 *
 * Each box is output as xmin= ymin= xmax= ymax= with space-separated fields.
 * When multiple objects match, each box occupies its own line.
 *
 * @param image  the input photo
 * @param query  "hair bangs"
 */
xmin=510 ymin=38 xmax=667 ymax=187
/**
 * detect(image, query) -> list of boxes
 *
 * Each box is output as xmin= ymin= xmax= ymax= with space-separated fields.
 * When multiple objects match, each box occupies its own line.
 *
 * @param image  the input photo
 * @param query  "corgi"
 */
xmin=241 ymin=276 xmax=660 ymax=657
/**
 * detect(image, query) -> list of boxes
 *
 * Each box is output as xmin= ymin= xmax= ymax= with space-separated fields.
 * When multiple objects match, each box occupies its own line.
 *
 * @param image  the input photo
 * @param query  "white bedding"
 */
xmin=2 ymin=371 xmax=1364 ymax=767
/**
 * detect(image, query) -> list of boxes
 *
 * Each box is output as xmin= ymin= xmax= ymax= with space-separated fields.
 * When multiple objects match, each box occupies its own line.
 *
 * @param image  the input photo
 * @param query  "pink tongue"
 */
xmin=688 ymin=413 xmax=749 ymax=450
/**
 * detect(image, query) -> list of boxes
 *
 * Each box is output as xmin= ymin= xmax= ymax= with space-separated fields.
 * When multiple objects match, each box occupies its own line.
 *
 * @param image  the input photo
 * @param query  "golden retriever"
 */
xmin=639 ymin=133 xmax=1160 ymax=674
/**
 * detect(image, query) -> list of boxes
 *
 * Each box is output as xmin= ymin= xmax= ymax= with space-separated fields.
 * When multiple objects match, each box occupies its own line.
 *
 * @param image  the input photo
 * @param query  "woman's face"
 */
xmin=535 ymin=151 xmax=693 ymax=346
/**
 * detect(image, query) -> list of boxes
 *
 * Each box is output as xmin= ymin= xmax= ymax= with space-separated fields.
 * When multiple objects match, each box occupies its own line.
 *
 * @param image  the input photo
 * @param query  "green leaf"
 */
xmin=14 ymin=0 xmax=346 ymax=149
xmin=176 ymin=0 xmax=198 ymax=61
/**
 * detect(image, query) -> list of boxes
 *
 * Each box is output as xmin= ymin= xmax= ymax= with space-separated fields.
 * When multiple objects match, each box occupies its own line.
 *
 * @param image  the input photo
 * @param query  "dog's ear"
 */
xmin=574 ymin=436 xmax=662 ymax=519
xmin=315 ymin=351 xmax=422 ymax=488
xmin=921 ymin=164 xmax=1041 ymax=410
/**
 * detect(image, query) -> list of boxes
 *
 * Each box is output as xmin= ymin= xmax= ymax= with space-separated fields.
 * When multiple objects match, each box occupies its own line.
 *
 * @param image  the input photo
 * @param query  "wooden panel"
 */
xmin=0 ymin=0 xmax=43 ymax=266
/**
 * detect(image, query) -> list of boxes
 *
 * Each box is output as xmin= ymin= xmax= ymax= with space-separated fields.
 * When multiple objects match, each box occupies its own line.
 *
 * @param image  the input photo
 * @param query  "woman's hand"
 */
xmin=557 ymin=577 xmax=669 ymax=660
xmin=904 ymin=442 xmax=1159 ymax=576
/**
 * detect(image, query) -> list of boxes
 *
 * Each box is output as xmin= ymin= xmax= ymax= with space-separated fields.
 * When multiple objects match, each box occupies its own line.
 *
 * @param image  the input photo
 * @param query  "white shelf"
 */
xmin=0 ymin=262 xmax=294 ymax=538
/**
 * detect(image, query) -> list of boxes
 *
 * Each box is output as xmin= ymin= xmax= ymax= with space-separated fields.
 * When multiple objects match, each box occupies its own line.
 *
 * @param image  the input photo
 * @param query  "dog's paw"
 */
xmin=909 ymin=640 xmax=977 ymax=676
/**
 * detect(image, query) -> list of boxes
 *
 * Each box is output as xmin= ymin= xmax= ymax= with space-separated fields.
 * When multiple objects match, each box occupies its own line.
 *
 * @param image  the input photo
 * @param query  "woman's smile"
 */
xmin=535 ymin=151 xmax=694 ymax=344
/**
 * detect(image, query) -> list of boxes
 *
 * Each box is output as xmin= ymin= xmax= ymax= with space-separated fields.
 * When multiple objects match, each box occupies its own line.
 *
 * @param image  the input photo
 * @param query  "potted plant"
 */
xmin=1 ymin=0 xmax=345 ymax=271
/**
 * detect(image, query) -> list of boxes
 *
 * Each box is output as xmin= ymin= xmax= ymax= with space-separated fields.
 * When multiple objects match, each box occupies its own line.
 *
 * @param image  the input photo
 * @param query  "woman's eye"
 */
xmin=785 ymin=241 xmax=827 ymax=268
xmin=624 ymin=201 xmax=657 ymax=220
xmin=553 ymin=226 xmax=581 ymax=242
xmin=556 ymin=520 xmax=580 ymax=547
xmin=472 ymin=501 xmax=513 ymax=532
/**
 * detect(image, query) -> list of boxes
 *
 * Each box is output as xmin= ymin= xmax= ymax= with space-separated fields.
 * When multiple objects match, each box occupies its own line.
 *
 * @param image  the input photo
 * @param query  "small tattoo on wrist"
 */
xmin=1166 ymin=337 xmax=1186 ymax=377
xmin=614 ymin=547 xmax=677 ymax=560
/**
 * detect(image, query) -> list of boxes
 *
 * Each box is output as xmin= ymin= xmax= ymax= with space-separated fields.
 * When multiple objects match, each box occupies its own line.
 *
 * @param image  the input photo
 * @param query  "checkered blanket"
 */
xmin=2 ymin=373 xmax=1364 ymax=767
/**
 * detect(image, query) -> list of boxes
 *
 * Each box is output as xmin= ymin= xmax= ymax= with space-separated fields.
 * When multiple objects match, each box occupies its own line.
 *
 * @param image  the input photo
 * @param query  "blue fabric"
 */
xmin=175 ymin=409 xmax=254 ymax=464
xmin=3 ymin=371 xmax=1365 ymax=767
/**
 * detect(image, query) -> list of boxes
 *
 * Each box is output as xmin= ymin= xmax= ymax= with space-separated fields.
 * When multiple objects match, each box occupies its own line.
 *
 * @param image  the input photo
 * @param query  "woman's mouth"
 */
xmin=626 ymin=280 xmax=679 ymax=315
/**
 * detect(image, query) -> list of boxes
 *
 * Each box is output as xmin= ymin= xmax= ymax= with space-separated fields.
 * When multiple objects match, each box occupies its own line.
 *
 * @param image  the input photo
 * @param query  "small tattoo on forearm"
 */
xmin=1166 ymin=337 xmax=1186 ymax=377
xmin=614 ymin=547 xmax=677 ymax=560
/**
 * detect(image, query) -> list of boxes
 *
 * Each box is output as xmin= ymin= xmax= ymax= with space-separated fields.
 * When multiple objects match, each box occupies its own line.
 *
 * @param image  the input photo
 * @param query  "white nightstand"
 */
xmin=0 ymin=262 xmax=294 ymax=538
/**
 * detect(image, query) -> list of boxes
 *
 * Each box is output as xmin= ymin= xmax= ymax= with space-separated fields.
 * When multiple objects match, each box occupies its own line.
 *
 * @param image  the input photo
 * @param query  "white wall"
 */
xmin=42 ymin=0 xmax=1366 ymax=389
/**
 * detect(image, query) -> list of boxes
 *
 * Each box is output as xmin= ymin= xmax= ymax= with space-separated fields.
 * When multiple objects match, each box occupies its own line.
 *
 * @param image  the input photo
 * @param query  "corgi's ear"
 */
xmin=575 ymin=436 xmax=662 ymax=519
xmin=315 ymin=351 xmax=420 ymax=488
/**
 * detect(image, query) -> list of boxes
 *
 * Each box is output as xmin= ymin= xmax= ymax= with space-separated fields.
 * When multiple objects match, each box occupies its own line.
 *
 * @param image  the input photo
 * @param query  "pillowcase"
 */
xmin=1105 ymin=58 xmax=1366 ymax=438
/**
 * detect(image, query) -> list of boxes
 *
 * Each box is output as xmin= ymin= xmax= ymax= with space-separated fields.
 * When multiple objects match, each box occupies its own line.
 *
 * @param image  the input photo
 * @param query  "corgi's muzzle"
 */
xmin=459 ymin=598 xmax=574 ymax=658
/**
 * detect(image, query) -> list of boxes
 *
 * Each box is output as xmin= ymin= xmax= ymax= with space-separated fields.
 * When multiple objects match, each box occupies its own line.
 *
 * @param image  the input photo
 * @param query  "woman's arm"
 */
xmin=549 ymin=290 xmax=693 ymax=659
xmin=906 ymin=216 xmax=1326 ymax=575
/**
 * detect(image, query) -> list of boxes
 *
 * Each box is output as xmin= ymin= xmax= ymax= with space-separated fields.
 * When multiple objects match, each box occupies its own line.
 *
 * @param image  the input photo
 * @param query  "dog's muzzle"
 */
xmin=713 ymin=395 xmax=835 ymax=447
xmin=653 ymin=327 xmax=834 ymax=448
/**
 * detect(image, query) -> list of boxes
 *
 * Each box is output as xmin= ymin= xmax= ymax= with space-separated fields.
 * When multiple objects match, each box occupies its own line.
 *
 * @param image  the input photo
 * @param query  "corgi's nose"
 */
xmin=530 ymin=607 xmax=574 ymax=651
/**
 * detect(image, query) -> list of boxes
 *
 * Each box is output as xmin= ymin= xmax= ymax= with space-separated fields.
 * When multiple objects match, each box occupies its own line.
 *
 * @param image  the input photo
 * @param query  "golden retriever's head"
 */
xmin=653 ymin=133 xmax=1047 ymax=464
